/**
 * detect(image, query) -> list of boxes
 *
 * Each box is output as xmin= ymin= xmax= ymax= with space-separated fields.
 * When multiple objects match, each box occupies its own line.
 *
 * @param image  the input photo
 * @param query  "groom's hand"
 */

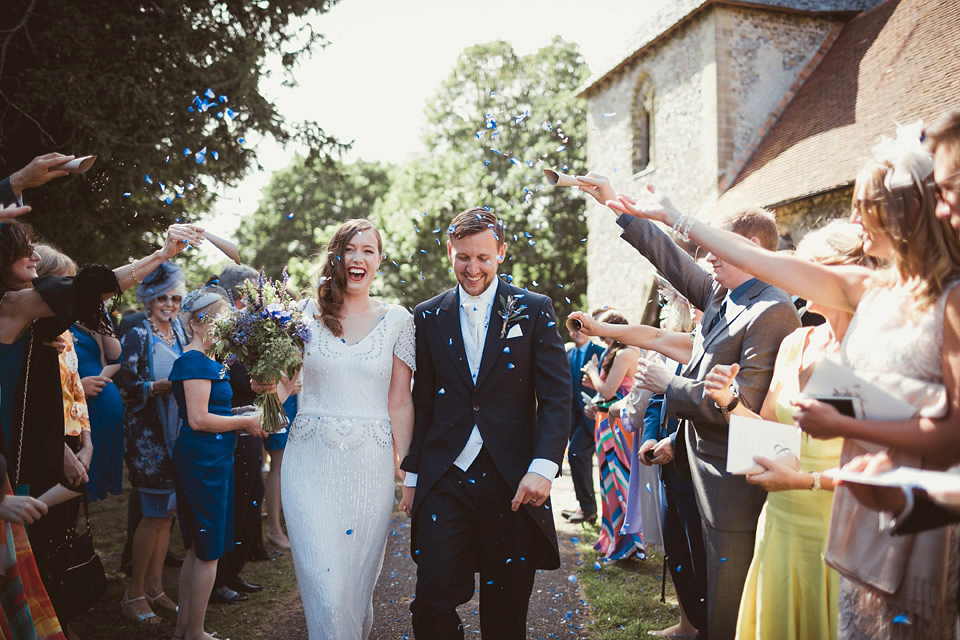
xmin=511 ymin=472 xmax=551 ymax=512
xmin=399 ymin=486 xmax=415 ymax=517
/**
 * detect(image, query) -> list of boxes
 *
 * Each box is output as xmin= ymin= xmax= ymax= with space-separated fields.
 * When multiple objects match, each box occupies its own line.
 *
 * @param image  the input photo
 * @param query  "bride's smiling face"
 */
xmin=342 ymin=228 xmax=381 ymax=295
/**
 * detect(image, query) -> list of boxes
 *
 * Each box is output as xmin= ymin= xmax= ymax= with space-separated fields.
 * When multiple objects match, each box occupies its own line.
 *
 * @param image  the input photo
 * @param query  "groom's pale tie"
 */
xmin=454 ymin=293 xmax=489 ymax=472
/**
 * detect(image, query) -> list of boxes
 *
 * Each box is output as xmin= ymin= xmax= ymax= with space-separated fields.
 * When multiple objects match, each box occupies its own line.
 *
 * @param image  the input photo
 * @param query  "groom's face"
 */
xmin=447 ymin=230 xmax=505 ymax=297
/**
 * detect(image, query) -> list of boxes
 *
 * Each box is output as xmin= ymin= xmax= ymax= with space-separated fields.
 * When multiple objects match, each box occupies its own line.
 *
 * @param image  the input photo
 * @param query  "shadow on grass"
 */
xmin=68 ymin=474 xmax=304 ymax=640
xmin=573 ymin=522 xmax=684 ymax=640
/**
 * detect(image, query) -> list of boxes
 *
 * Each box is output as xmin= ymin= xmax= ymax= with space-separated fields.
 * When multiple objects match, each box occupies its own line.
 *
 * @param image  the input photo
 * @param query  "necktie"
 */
xmin=708 ymin=299 xmax=727 ymax=334
xmin=462 ymin=296 xmax=487 ymax=351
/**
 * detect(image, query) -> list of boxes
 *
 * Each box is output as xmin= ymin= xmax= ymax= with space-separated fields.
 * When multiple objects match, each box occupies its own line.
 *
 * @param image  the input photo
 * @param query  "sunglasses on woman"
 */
xmin=155 ymin=294 xmax=183 ymax=304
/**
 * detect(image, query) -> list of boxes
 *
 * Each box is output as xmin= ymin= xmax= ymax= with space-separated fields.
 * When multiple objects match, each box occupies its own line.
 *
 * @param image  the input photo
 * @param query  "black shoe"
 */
xmin=567 ymin=510 xmax=597 ymax=524
xmin=210 ymin=586 xmax=248 ymax=604
xmin=225 ymin=577 xmax=263 ymax=593
xmin=164 ymin=550 xmax=184 ymax=568
xmin=248 ymin=548 xmax=282 ymax=562
xmin=561 ymin=508 xmax=579 ymax=520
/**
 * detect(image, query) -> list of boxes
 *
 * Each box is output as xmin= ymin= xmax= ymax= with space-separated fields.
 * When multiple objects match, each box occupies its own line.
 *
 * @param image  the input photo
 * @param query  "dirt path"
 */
xmin=265 ymin=466 xmax=592 ymax=639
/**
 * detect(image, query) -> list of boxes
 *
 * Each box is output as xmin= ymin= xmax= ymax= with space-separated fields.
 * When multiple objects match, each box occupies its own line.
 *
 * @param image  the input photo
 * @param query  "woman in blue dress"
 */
xmin=170 ymin=287 xmax=265 ymax=640
xmin=70 ymin=322 xmax=123 ymax=501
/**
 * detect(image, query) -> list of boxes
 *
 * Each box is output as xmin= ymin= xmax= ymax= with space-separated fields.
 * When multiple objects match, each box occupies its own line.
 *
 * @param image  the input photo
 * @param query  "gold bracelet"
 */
xmin=130 ymin=261 xmax=141 ymax=285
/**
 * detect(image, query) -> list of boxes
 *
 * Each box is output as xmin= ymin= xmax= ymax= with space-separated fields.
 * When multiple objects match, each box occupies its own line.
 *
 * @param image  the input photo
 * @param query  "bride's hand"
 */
xmin=399 ymin=486 xmax=415 ymax=518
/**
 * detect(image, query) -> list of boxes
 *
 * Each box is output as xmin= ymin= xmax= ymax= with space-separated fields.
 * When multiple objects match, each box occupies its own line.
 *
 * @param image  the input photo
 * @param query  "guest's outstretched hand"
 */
xmin=792 ymin=396 xmax=846 ymax=440
xmin=9 ymin=153 xmax=74 ymax=196
xmin=575 ymin=172 xmax=617 ymax=205
xmin=634 ymin=357 xmax=673 ymax=393
xmin=0 ymin=494 xmax=48 ymax=525
xmin=566 ymin=311 xmax=601 ymax=337
xmin=608 ymin=188 xmax=682 ymax=226
xmin=161 ymin=223 xmax=206 ymax=259
xmin=0 ymin=202 xmax=31 ymax=220
xmin=705 ymin=362 xmax=740 ymax=408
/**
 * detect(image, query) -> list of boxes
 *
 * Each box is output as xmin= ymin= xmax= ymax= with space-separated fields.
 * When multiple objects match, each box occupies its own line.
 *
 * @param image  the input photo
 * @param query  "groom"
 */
xmin=400 ymin=207 xmax=571 ymax=639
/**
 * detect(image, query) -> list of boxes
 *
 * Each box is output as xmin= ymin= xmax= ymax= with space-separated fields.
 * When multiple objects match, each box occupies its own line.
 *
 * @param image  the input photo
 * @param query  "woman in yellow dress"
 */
xmin=703 ymin=220 xmax=879 ymax=640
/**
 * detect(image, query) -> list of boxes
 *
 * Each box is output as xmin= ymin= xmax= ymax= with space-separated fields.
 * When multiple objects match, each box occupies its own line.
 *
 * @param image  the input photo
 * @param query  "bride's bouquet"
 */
xmin=209 ymin=270 xmax=311 ymax=433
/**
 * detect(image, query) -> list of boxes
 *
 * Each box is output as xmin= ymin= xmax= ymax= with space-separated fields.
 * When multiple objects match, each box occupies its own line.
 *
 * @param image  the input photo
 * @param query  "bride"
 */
xmin=281 ymin=218 xmax=415 ymax=639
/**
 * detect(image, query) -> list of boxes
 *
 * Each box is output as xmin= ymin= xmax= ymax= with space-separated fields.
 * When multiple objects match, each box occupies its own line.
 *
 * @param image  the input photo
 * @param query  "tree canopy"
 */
xmin=374 ymin=37 xmax=590 ymax=324
xmin=0 ymin=0 xmax=344 ymax=267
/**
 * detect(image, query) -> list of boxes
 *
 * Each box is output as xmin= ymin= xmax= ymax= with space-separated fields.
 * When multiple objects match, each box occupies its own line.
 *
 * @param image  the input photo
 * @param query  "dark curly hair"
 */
xmin=0 ymin=220 xmax=35 ymax=292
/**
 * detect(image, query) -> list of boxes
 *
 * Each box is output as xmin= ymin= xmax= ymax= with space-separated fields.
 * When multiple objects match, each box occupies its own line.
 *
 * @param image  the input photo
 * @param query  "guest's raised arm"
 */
xmin=578 ymin=173 xmax=870 ymax=314
xmin=2 ymin=152 xmax=74 ymax=202
xmin=567 ymin=311 xmax=693 ymax=364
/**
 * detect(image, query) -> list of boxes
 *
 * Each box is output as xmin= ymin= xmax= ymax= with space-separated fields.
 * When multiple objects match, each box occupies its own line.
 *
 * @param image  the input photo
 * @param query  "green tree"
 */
xmin=0 ymin=0 xmax=345 ymax=267
xmin=236 ymin=156 xmax=390 ymax=290
xmin=375 ymin=37 xmax=589 ymax=328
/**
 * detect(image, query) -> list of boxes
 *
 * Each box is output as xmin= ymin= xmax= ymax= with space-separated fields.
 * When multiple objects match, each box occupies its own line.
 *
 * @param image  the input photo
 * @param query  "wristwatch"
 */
xmin=714 ymin=387 xmax=739 ymax=415
xmin=809 ymin=471 xmax=822 ymax=492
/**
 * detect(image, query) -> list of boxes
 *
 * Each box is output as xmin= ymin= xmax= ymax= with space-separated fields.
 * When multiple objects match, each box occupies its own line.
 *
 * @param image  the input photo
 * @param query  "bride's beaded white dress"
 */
xmin=282 ymin=298 xmax=415 ymax=639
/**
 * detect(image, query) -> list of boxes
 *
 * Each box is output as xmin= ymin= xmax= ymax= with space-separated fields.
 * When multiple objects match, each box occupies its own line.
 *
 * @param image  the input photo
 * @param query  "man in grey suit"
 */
xmin=580 ymin=176 xmax=799 ymax=640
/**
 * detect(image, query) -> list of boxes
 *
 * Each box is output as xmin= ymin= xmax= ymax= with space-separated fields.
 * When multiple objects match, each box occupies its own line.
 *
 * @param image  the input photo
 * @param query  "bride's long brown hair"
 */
xmin=315 ymin=219 xmax=383 ymax=337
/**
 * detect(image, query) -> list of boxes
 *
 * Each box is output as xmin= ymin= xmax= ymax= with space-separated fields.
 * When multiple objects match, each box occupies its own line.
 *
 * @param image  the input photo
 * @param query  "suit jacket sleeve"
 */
xmin=0 ymin=177 xmax=17 ymax=207
xmin=665 ymin=299 xmax=799 ymax=437
xmin=617 ymin=214 xmax=714 ymax=313
xmin=530 ymin=295 xmax=573 ymax=466
xmin=401 ymin=306 xmax=434 ymax=475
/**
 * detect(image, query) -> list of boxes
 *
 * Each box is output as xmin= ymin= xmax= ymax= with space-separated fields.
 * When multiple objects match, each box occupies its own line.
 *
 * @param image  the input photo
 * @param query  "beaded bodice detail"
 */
xmin=290 ymin=299 xmax=415 ymax=450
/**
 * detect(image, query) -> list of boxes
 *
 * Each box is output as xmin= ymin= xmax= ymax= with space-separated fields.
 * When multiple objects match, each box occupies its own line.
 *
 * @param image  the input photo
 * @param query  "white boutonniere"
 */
xmin=498 ymin=294 xmax=529 ymax=339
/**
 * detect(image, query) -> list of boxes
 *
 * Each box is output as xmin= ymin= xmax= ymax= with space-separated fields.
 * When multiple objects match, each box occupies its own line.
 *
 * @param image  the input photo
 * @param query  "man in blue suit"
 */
xmin=561 ymin=323 xmax=604 ymax=523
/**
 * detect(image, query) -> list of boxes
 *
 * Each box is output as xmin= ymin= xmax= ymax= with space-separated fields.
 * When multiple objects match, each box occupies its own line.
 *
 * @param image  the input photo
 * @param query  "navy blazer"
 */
xmin=568 ymin=340 xmax=604 ymax=434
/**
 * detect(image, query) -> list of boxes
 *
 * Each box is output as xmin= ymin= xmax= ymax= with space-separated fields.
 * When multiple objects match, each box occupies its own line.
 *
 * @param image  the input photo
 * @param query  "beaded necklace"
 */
xmin=147 ymin=315 xmax=176 ymax=348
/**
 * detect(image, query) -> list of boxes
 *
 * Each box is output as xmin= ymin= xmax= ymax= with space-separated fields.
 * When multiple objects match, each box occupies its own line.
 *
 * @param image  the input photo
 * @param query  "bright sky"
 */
xmin=201 ymin=0 xmax=664 ymax=259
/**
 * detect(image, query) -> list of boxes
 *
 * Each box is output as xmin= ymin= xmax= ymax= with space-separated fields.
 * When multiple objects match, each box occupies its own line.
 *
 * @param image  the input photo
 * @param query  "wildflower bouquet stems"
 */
xmin=209 ymin=270 xmax=311 ymax=433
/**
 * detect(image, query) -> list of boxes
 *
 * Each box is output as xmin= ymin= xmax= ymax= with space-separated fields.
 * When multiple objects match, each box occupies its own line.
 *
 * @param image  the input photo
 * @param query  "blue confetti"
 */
xmin=893 ymin=615 xmax=911 ymax=625
xmin=144 ymin=174 xmax=152 ymax=184
xmin=547 ymin=321 xmax=556 ymax=328
xmin=346 ymin=529 xmax=353 ymax=535
xmin=438 ymin=388 xmax=445 ymax=395
xmin=720 ymin=557 xmax=728 ymax=563
xmin=204 ymin=88 xmax=215 ymax=99
xmin=286 ymin=213 xmax=294 ymax=219
xmin=123 ymin=192 xmax=131 ymax=198
xmin=593 ymin=562 xmax=602 ymax=570
xmin=567 ymin=575 xmax=577 ymax=583
xmin=238 ymin=137 xmax=246 ymax=144
xmin=502 ymin=347 xmax=510 ymax=354
xmin=507 ymin=363 xmax=515 ymax=370
xmin=431 ymin=514 xmax=437 ymax=522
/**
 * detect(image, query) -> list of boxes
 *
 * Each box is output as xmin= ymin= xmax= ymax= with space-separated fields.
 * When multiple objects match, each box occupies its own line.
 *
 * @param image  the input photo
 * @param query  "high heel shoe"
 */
xmin=265 ymin=530 xmax=291 ymax=550
xmin=146 ymin=590 xmax=179 ymax=612
xmin=120 ymin=592 xmax=160 ymax=625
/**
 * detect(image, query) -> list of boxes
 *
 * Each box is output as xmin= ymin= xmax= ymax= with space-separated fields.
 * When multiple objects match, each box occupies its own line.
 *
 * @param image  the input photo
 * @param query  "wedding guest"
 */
xmin=0 ymin=152 xmax=74 ymax=206
xmin=0 ymin=453 xmax=64 ymax=639
xmin=930 ymin=109 xmax=960 ymax=232
xmin=560 ymin=317 xmax=604 ymax=525
xmin=69 ymin=316 xmax=123 ymax=502
xmin=211 ymin=264 xmax=273 ymax=605
xmin=590 ymin=125 xmax=960 ymax=638
xmin=116 ymin=262 xmax=188 ymax=624
xmin=582 ymin=309 xmax=644 ymax=561
xmin=572 ymin=287 xmax=703 ymax=638
xmin=0 ymin=218 xmax=203 ymax=628
xmin=703 ymin=220 xmax=879 ymax=640
xmin=578 ymin=173 xmax=800 ymax=640
xmin=170 ymin=287 xmax=266 ymax=640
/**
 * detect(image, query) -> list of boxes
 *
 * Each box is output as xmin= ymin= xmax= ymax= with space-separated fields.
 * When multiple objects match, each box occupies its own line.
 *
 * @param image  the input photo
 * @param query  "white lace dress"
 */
xmin=281 ymin=299 xmax=415 ymax=639
xmin=834 ymin=282 xmax=960 ymax=640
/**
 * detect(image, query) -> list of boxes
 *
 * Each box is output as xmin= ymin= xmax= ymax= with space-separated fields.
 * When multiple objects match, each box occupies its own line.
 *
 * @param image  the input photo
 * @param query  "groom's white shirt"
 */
xmin=403 ymin=281 xmax=559 ymax=488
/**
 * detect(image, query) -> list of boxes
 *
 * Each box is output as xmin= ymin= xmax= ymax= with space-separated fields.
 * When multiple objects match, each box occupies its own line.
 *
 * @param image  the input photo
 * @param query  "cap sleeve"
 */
xmin=392 ymin=307 xmax=416 ymax=371
xmin=169 ymin=351 xmax=230 ymax=382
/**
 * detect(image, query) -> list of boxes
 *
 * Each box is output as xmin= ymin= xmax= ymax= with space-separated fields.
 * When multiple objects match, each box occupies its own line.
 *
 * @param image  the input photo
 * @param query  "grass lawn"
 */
xmin=573 ymin=522 xmax=685 ymax=640
xmin=69 ymin=474 xmax=304 ymax=640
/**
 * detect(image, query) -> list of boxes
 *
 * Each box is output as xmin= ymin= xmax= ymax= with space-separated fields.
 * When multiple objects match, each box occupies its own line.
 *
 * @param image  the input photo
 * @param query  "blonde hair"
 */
xmin=795 ymin=220 xmax=881 ymax=269
xmin=854 ymin=156 xmax=960 ymax=307
xmin=34 ymin=243 xmax=78 ymax=277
